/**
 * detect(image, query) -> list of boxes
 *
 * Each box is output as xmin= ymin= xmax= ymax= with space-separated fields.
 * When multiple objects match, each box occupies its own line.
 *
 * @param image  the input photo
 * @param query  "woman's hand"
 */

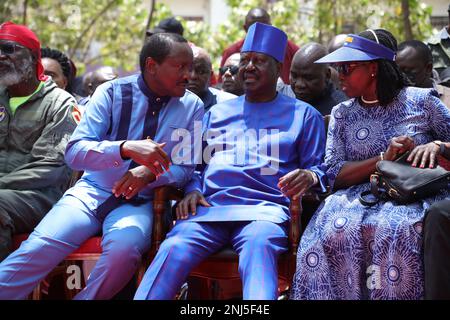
xmin=112 ymin=166 xmax=156 ymax=199
xmin=176 ymin=191 xmax=211 ymax=220
xmin=278 ymin=169 xmax=317 ymax=201
xmin=407 ymin=142 xmax=441 ymax=168
xmin=384 ymin=136 xmax=415 ymax=161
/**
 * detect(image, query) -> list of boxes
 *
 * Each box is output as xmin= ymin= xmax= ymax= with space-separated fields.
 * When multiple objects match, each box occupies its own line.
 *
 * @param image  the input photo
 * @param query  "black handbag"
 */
xmin=359 ymin=152 xmax=450 ymax=206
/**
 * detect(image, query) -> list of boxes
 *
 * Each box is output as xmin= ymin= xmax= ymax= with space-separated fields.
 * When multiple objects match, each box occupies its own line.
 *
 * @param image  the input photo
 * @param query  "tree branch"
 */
xmin=401 ymin=0 xmax=413 ymax=40
xmin=22 ymin=0 xmax=28 ymax=25
xmin=143 ymin=0 xmax=157 ymax=44
xmin=69 ymin=0 xmax=119 ymax=58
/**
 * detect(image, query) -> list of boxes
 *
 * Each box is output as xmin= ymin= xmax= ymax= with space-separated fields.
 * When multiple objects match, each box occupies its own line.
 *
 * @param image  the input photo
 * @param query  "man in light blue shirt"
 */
xmin=0 ymin=33 xmax=203 ymax=299
xmin=135 ymin=23 xmax=326 ymax=300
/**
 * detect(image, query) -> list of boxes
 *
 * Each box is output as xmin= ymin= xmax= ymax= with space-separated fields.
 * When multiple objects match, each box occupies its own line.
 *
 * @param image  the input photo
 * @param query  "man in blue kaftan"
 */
xmin=0 ymin=33 xmax=203 ymax=300
xmin=134 ymin=23 xmax=327 ymax=300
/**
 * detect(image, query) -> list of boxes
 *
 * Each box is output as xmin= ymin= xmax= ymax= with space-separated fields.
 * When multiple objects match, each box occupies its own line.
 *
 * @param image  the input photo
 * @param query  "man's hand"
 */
xmin=176 ymin=191 xmax=211 ymax=220
xmin=407 ymin=142 xmax=441 ymax=168
xmin=112 ymin=165 xmax=156 ymax=199
xmin=120 ymin=139 xmax=171 ymax=177
xmin=278 ymin=169 xmax=316 ymax=201
xmin=384 ymin=136 xmax=415 ymax=161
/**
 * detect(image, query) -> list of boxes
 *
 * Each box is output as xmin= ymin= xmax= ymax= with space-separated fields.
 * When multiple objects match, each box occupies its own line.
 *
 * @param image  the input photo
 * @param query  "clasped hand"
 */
xmin=112 ymin=165 xmax=156 ymax=199
xmin=120 ymin=139 xmax=171 ymax=176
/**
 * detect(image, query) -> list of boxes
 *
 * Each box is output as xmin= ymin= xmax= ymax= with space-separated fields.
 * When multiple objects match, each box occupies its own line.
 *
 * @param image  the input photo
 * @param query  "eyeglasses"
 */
xmin=333 ymin=62 xmax=370 ymax=76
xmin=0 ymin=42 xmax=26 ymax=56
xmin=219 ymin=65 xmax=239 ymax=76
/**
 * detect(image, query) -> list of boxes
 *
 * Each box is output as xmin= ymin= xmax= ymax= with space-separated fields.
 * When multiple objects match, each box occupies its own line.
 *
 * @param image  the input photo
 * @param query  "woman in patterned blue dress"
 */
xmin=291 ymin=29 xmax=450 ymax=300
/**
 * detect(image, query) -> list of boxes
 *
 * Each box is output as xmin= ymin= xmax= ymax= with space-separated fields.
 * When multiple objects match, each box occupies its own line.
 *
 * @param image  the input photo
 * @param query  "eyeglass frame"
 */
xmin=332 ymin=62 xmax=371 ymax=76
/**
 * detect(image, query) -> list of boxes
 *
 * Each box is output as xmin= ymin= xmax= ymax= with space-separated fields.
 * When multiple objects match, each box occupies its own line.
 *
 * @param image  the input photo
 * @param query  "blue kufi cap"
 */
xmin=241 ymin=22 xmax=287 ymax=62
xmin=315 ymin=34 xmax=396 ymax=64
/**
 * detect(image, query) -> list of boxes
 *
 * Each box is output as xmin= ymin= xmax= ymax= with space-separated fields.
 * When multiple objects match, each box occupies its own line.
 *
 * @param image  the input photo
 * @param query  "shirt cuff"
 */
xmin=103 ymin=140 xmax=127 ymax=168
xmin=309 ymin=168 xmax=328 ymax=193
xmin=184 ymin=175 xmax=202 ymax=194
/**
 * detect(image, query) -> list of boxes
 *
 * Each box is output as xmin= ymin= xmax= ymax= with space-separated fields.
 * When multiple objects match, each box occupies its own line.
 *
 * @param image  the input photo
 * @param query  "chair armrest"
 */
xmin=151 ymin=186 xmax=184 ymax=253
xmin=288 ymin=197 xmax=302 ymax=256
xmin=287 ymin=189 xmax=329 ymax=251
xmin=154 ymin=186 xmax=184 ymax=202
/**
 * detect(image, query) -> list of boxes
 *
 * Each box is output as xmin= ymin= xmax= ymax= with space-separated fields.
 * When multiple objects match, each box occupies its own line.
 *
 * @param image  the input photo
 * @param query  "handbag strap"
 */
xmin=359 ymin=173 xmax=382 ymax=206
xmin=359 ymin=190 xmax=379 ymax=206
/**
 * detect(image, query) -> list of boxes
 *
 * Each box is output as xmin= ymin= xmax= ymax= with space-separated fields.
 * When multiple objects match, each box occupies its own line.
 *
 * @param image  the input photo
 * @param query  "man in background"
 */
xmin=220 ymin=7 xmax=299 ymax=84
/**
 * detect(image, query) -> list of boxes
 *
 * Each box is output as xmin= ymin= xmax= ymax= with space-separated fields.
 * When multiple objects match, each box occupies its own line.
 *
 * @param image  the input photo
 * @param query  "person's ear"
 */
xmin=275 ymin=61 xmax=282 ymax=78
xmin=243 ymin=17 xmax=250 ymax=32
xmin=325 ymin=66 xmax=332 ymax=80
xmin=209 ymin=69 xmax=215 ymax=86
xmin=61 ymin=77 xmax=68 ymax=90
xmin=369 ymin=62 xmax=378 ymax=78
xmin=145 ymin=57 xmax=158 ymax=75
xmin=425 ymin=62 xmax=433 ymax=77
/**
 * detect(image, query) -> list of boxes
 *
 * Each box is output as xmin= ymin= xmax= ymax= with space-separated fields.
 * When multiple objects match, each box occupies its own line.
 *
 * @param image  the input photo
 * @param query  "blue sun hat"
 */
xmin=315 ymin=32 xmax=396 ymax=64
xmin=241 ymin=22 xmax=287 ymax=62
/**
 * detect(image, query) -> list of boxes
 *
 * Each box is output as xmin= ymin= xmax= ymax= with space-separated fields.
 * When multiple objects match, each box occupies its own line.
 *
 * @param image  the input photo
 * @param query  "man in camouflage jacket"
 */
xmin=0 ymin=22 xmax=77 ymax=261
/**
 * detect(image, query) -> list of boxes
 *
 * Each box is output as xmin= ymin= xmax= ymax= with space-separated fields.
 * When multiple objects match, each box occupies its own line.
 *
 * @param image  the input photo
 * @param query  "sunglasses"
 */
xmin=219 ymin=65 xmax=239 ymax=76
xmin=333 ymin=62 xmax=370 ymax=76
xmin=0 ymin=42 xmax=26 ymax=56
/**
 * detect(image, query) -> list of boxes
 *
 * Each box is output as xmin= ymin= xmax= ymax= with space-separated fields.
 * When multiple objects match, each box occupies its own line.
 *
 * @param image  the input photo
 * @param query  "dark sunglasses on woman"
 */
xmin=333 ymin=62 xmax=370 ymax=76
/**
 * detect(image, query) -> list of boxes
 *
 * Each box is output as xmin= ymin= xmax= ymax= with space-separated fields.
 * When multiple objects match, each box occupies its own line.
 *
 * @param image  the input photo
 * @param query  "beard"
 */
xmin=0 ymin=55 xmax=35 ymax=88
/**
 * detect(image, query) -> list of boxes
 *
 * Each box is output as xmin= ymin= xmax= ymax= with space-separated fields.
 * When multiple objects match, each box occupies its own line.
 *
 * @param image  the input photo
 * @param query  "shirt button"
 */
xmin=156 ymin=98 xmax=161 ymax=102
xmin=114 ymin=161 xmax=119 ymax=166
xmin=152 ymin=111 xmax=156 ymax=116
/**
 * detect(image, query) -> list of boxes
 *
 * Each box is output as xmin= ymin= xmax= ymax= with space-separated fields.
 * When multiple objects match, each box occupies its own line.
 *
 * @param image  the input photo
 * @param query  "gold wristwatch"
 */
xmin=433 ymin=140 xmax=445 ymax=155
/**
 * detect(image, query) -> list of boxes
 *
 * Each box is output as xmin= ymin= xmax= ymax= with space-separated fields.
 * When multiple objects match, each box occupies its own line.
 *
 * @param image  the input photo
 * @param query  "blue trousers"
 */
xmin=134 ymin=220 xmax=287 ymax=300
xmin=0 ymin=194 xmax=153 ymax=300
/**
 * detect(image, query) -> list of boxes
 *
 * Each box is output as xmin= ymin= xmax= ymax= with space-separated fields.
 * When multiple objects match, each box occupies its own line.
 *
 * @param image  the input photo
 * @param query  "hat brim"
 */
xmin=315 ymin=46 xmax=381 ymax=64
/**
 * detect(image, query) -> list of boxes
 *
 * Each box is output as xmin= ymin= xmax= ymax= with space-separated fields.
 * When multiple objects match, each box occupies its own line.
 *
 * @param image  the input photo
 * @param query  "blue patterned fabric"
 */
xmin=291 ymin=87 xmax=450 ymax=300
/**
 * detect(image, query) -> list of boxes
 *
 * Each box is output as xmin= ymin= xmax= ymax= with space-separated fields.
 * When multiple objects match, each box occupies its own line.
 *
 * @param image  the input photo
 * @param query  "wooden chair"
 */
xmin=50 ymin=194 xmax=172 ymax=299
xmin=148 ymin=185 xmax=310 ymax=300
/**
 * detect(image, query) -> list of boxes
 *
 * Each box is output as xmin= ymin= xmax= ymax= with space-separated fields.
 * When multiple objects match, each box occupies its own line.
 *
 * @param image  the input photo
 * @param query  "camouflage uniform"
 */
xmin=0 ymin=80 xmax=77 ymax=261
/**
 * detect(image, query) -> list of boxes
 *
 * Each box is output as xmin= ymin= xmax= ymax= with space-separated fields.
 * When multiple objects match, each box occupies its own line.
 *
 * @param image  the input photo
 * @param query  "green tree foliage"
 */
xmin=171 ymin=0 xmax=432 ymax=70
xmin=181 ymin=0 xmax=305 ymax=69
xmin=313 ymin=0 xmax=433 ymax=44
xmin=0 ymin=0 xmax=432 ymax=74
xmin=1 ymin=0 xmax=148 ymax=73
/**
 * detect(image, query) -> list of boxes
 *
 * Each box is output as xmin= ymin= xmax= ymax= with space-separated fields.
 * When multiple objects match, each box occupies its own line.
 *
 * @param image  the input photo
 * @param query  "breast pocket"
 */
xmin=11 ymin=118 xmax=46 ymax=152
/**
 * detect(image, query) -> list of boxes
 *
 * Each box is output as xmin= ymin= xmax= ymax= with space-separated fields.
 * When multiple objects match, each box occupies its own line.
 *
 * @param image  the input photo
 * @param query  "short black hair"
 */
xmin=358 ymin=29 xmax=408 ymax=106
xmin=398 ymin=40 xmax=433 ymax=65
xmin=40 ymin=47 xmax=72 ymax=80
xmin=139 ymin=33 xmax=187 ymax=74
